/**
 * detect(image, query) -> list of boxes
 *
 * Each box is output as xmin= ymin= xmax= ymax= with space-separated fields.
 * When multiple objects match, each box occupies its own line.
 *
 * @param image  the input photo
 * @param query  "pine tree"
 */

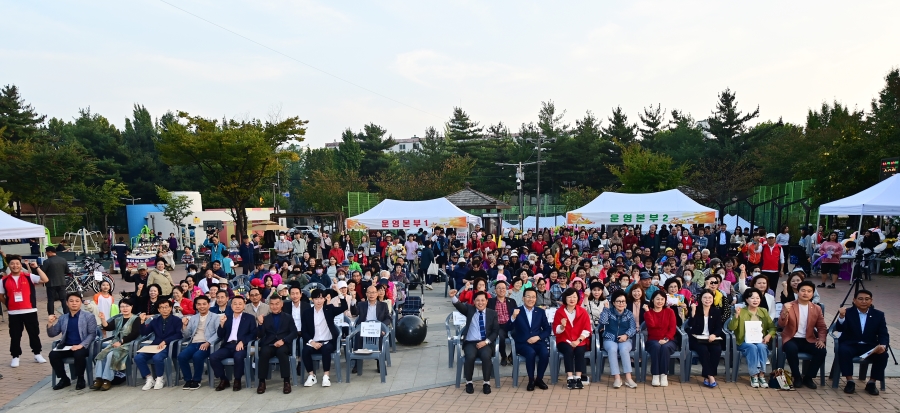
xmin=601 ymin=106 xmax=637 ymax=144
xmin=446 ymin=106 xmax=483 ymax=158
xmin=638 ymin=103 xmax=666 ymax=145
xmin=335 ymin=128 xmax=363 ymax=172
xmin=703 ymin=88 xmax=760 ymax=158
xmin=354 ymin=123 xmax=395 ymax=182
xmin=0 ymin=85 xmax=46 ymax=142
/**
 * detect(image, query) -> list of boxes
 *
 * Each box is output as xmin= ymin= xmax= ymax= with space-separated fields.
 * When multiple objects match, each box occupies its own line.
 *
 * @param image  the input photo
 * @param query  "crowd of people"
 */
xmin=0 ymin=221 xmax=891 ymax=398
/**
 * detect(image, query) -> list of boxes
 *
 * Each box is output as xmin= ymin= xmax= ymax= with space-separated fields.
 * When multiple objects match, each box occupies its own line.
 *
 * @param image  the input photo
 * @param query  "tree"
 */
xmin=651 ymin=112 xmax=706 ymax=167
xmin=560 ymin=184 xmax=600 ymax=211
xmin=638 ymin=103 xmax=666 ymax=145
xmin=607 ymin=143 xmax=690 ymax=193
xmin=798 ymin=102 xmax=871 ymax=203
xmin=702 ymin=88 xmax=773 ymax=159
xmin=446 ymin=106 xmax=483 ymax=152
xmin=0 ymin=85 xmax=46 ymax=143
xmin=601 ymin=106 xmax=638 ymax=145
xmin=353 ymin=123 xmax=396 ymax=184
xmin=374 ymin=156 xmax=475 ymax=200
xmin=157 ymin=112 xmax=306 ymax=238
xmin=752 ymin=122 xmax=807 ymax=185
xmin=298 ymin=168 xmax=367 ymax=212
xmin=81 ymin=179 xmax=130 ymax=230
xmin=335 ymin=128 xmax=363 ymax=172
xmin=155 ymin=186 xmax=194 ymax=234
xmin=687 ymin=158 xmax=761 ymax=204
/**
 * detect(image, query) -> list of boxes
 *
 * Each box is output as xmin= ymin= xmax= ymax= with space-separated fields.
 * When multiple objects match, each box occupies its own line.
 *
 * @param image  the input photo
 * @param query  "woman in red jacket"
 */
xmin=457 ymin=277 xmax=492 ymax=305
xmin=553 ymin=288 xmax=592 ymax=389
xmin=644 ymin=290 xmax=677 ymax=386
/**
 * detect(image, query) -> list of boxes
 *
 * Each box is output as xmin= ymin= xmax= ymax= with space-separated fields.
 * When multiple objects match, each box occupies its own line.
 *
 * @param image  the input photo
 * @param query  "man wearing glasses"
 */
xmin=835 ymin=290 xmax=889 ymax=395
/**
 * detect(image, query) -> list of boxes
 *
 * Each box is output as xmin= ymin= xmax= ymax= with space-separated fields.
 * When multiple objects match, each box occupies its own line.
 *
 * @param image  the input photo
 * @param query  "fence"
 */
xmin=722 ymin=179 xmax=818 ymax=240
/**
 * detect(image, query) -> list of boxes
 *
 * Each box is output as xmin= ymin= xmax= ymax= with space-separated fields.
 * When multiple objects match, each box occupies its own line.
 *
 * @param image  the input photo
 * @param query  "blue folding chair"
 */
xmin=454 ymin=325 xmax=501 ymax=388
xmin=345 ymin=321 xmax=390 ymax=383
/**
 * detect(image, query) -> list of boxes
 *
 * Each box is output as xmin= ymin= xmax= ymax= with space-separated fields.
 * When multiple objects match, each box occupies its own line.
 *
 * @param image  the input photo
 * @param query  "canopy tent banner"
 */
xmin=722 ymin=214 xmax=757 ymax=231
xmin=566 ymin=189 xmax=718 ymax=227
xmin=0 ymin=210 xmax=47 ymax=240
xmin=818 ymin=174 xmax=900 ymax=216
xmin=345 ymin=198 xmax=481 ymax=230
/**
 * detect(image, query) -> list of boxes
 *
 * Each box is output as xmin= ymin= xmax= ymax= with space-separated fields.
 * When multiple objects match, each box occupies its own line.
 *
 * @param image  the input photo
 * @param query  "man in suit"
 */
xmin=510 ymin=288 xmax=551 ymax=391
xmin=178 ymin=295 xmax=220 ymax=390
xmin=350 ymin=285 xmax=392 ymax=374
xmin=487 ymin=281 xmax=517 ymax=366
xmin=300 ymin=289 xmax=348 ymax=387
xmin=714 ymin=224 xmax=731 ymax=259
xmin=210 ymin=296 xmax=256 ymax=391
xmin=777 ymin=280 xmax=827 ymax=389
xmin=836 ymin=289 xmax=889 ymax=395
xmin=46 ymin=293 xmax=97 ymax=390
xmin=255 ymin=295 xmax=297 ymax=394
xmin=641 ymin=225 xmax=660 ymax=260
xmin=449 ymin=288 xmax=499 ymax=395
xmin=245 ymin=288 xmax=270 ymax=319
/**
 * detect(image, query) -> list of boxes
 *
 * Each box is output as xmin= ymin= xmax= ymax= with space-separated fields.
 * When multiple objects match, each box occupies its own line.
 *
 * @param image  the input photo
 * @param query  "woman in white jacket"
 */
xmin=582 ymin=281 xmax=609 ymax=325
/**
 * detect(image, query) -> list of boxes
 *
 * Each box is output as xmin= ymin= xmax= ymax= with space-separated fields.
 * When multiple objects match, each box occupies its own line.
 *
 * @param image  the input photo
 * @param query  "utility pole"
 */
xmin=529 ymin=135 xmax=553 ymax=232
xmin=497 ymin=160 xmax=543 ymax=232
xmin=120 ymin=196 xmax=142 ymax=205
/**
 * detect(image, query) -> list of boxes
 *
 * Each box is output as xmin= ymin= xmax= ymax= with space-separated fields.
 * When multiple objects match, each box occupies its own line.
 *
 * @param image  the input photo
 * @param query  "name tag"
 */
xmin=13 ymin=292 xmax=24 ymax=302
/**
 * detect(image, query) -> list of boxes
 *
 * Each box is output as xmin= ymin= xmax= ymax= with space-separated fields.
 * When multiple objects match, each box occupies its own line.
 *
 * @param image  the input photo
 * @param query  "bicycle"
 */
xmin=66 ymin=257 xmax=116 ymax=295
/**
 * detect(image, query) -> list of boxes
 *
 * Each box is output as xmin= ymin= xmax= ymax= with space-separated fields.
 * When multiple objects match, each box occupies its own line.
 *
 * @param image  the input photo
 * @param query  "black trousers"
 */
xmin=498 ymin=327 xmax=509 ymax=357
xmin=761 ymin=271 xmax=780 ymax=297
xmin=301 ymin=341 xmax=336 ymax=374
xmin=839 ymin=342 xmax=888 ymax=381
xmin=462 ymin=341 xmax=494 ymax=382
xmin=49 ymin=347 xmax=89 ymax=382
xmin=258 ymin=343 xmax=292 ymax=381
xmin=782 ymin=338 xmax=826 ymax=380
xmin=46 ymin=285 xmax=67 ymax=315
xmin=689 ymin=337 xmax=722 ymax=378
xmin=558 ymin=343 xmax=587 ymax=374
xmin=9 ymin=312 xmax=42 ymax=357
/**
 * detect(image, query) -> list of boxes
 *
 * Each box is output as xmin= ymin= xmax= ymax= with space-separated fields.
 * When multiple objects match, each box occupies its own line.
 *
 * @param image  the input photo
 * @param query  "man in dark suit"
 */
xmin=450 ymin=288 xmax=499 ymax=395
xmin=300 ymin=289 xmax=348 ymax=387
xmin=255 ymin=295 xmax=297 ymax=394
xmin=510 ymin=288 xmax=551 ymax=391
xmin=836 ymin=289 xmax=889 ymax=395
xmin=210 ymin=296 xmax=256 ymax=391
xmin=487 ymin=281 xmax=516 ymax=366
xmin=641 ymin=224 xmax=660 ymax=260
xmin=714 ymin=224 xmax=731 ymax=259
xmin=350 ymin=285 xmax=392 ymax=374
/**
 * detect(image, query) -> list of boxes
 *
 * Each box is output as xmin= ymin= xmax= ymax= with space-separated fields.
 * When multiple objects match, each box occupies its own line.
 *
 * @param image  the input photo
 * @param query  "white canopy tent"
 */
xmin=0 ymin=210 xmax=47 ymax=240
xmin=567 ymin=189 xmax=718 ymax=227
xmin=345 ymin=198 xmax=481 ymax=230
xmin=722 ymin=214 xmax=757 ymax=231
xmin=816 ymin=174 xmax=900 ymax=238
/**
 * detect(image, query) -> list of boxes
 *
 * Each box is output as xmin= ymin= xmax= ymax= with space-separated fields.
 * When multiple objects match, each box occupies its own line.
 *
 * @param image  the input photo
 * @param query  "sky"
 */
xmin=3 ymin=1 xmax=900 ymax=148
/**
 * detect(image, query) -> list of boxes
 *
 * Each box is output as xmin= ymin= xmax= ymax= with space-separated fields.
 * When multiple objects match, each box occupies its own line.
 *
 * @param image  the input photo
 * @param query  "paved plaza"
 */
xmin=3 ymin=268 xmax=900 ymax=413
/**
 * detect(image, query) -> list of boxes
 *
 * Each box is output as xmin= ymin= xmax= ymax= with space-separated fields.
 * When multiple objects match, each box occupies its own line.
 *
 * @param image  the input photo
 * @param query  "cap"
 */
xmin=639 ymin=271 xmax=652 ymax=280
xmin=501 ymin=255 xmax=509 ymax=261
xmin=791 ymin=267 xmax=807 ymax=275
xmin=510 ymin=251 xmax=518 ymax=257
xmin=341 ymin=260 xmax=350 ymax=266
xmin=277 ymin=284 xmax=289 ymax=291
xmin=496 ymin=274 xmax=508 ymax=282
xmin=378 ymin=278 xmax=389 ymax=285
xmin=138 ymin=263 xmax=148 ymax=269
xmin=766 ymin=233 xmax=776 ymax=238
xmin=665 ymin=247 xmax=674 ymax=252
xmin=457 ymin=257 xmax=466 ymax=264
xmin=336 ymin=280 xmax=348 ymax=289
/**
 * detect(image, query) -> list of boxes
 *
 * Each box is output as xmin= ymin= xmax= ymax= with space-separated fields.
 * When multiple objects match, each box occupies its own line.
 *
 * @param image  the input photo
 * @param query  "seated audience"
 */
xmin=598 ymin=290 xmax=636 ymax=388
xmin=178 ymin=295 xmax=219 ymax=390
xmin=47 ymin=293 xmax=98 ymax=390
xmin=836 ymin=289 xmax=889 ymax=395
xmin=91 ymin=297 xmax=139 ymax=391
xmin=210 ymin=296 xmax=256 ymax=391
xmin=255 ymin=295 xmax=297 ymax=394
xmin=728 ymin=288 xmax=776 ymax=388
xmin=300 ymin=289 xmax=348 ymax=387
xmin=509 ymin=288 xmax=551 ymax=391
xmin=135 ymin=300 xmax=182 ymax=390
xmin=644 ymin=290 xmax=677 ymax=387
xmin=686 ymin=289 xmax=723 ymax=388
xmin=777 ymin=280 xmax=826 ymax=389
xmin=449 ymin=288 xmax=499 ymax=394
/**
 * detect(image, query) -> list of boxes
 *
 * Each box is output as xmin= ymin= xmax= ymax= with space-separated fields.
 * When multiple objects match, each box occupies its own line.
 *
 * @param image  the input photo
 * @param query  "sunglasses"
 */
xmin=709 ymin=281 xmax=720 ymax=285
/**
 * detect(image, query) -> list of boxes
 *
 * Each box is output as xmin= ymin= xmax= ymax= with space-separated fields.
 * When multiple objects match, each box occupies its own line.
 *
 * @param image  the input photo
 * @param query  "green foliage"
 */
xmin=0 ymin=85 xmax=46 ymax=143
xmin=638 ymin=103 xmax=666 ymax=144
xmin=157 ymin=112 xmax=305 ymax=237
xmin=81 ymin=179 xmax=130 ymax=230
xmin=560 ymin=185 xmax=600 ymax=211
xmin=335 ymin=128 xmax=363 ymax=172
xmin=651 ymin=112 xmax=706 ymax=167
xmin=608 ymin=143 xmax=690 ymax=193
xmin=155 ymin=186 xmax=194 ymax=230
xmin=702 ymin=88 xmax=774 ymax=159
xmin=354 ymin=123 xmax=396 ymax=182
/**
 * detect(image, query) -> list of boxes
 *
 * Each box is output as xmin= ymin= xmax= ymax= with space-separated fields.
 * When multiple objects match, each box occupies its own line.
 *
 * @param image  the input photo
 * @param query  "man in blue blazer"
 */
xmin=510 ymin=288 xmax=551 ymax=391
xmin=210 ymin=296 xmax=257 ymax=391
xmin=835 ymin=289 xmax=889 ymax=395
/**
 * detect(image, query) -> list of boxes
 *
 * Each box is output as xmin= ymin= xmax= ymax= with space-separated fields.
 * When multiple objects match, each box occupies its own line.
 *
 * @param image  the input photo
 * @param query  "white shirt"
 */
xmin=312 ymin=307 xmax=332 ymax=342
xmin=228 ymin=313 xmax=243 ymax=342
xmin=794 ymin=304 xmax=809 ymax=339
xmin=291 ymin=301 xmax=303 ymax=331
xmin=0 ymin=273 xmax=42 ymax=315
xmin=365 ymin=301 xmax=378 ymax=322
xmin=96 ymin=294 xmax=113 ymax=319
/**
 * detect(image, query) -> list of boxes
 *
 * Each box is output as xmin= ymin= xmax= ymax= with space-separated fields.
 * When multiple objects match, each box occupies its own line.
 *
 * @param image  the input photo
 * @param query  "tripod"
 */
xmin=828 ymin=253 xmax=898 ymax=382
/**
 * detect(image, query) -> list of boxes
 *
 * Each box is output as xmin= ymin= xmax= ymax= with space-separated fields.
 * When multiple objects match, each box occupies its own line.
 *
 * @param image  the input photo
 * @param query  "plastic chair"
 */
xmin=301 ymin=327 xmax=343 ymax=383
xmin=828 ymin=322 xmax=885 ymax=391
xmin=205 ymin=340 xmax=255 ymax=388
xmin=638 ymin=322 xmax=690 ymax=382
xmin=230 ymin=275 xmax=251 ymax=297
xmin=50 ymin=336 xmax=98 ymax=387
xmin=133 ymin=336 xmax=180 ymax=387
xmin=252 ymin=339 xmax=298 ymax=387
xmin=593 ymin=323 xmax=643 ymax=383
xmin=510 ymin=336 xmax=551 ymax=387
xmin=445 ymin=312 xmax=465 ymax=368
xmin=775 ymin=303 xmax=826 ymax=386
xmin=680 ymin=318 xmax=734 ymax=383
xmin=727 ymin=313 xmax=777 ymax=382
xmin=345 ymin=321 xmax=390 ymax=383
xmin=454 ymin=325 xmax=501 ymax=388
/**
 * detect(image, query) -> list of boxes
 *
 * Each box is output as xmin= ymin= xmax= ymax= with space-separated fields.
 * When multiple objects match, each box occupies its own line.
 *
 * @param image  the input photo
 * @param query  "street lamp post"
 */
xmin=496 ymin=160 xmax=543 ymax=232
xmin=120 ymin=197 xmax=142 ymax=205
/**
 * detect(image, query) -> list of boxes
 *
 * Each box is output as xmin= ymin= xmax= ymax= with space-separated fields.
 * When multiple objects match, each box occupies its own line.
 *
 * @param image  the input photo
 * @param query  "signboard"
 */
xmin=346 ymin=217 xmax=469 ymax=230
xmin=881 ymin=157 xmax=899 ymax=180
xmin=567 ymin=211 xmax=717 ymax=226
xmin=360 ymin=321 xmax=382 ymax=338
xmin=452 ymin=311 xmax=467 ymax=326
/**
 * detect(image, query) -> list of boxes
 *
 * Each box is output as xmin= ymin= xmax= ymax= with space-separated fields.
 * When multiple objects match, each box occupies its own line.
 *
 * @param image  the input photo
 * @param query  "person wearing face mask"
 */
xmin=274 ymin=232 xmax=293 ymax=266
xmin=488 ymin=257 xmax=511 ymax=281
xmin=308 ymin=264 xmax=332 ymax=289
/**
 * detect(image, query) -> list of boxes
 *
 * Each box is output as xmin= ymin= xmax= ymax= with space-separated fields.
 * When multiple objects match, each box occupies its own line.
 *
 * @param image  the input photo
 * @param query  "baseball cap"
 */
xmin=510 ymin=251 xmax=518 ymax=257
xmin=458 ymin=257 xmax=466 ymax=264
xmin=341 ymin=260 xmax=350 ymax=266
xmin=501 ymin=255 xmax=509 ymax=261
xmin=336 ymin=280 xmax=348 ymax=289
xmin=639 ymin=271 xmax=652 ymax=280
xmin=766 ymin=233 xmax=776 ymax=238
xmin=665 ymin=247 xmax=674 ymax=252
xmin=138 ymin=263 xmax=148 ymax=269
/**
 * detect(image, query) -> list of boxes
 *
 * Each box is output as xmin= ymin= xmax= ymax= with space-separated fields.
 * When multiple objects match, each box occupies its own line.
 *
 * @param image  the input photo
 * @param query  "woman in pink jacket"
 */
xmin=817 ymin=232 xmax=843 ymax=289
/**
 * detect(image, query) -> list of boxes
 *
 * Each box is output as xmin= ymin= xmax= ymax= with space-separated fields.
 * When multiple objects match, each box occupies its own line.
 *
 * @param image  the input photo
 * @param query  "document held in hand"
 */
xmin=744 ymin=320 xmax=764 ymax=344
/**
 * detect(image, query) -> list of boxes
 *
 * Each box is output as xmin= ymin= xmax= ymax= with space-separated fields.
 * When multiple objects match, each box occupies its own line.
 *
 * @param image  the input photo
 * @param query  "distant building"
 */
xmin=323 ymin=136 xmax=423 ymax=153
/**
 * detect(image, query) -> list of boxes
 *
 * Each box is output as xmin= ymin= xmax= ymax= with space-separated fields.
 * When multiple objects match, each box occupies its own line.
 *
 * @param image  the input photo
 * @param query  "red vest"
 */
xmin=761 ymin=244 xmax=782 ymax=272
xmin=2 ymin=273 xmax=37 ymax=312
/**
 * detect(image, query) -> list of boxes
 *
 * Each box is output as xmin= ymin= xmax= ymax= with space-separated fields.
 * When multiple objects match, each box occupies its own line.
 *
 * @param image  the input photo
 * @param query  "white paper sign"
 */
xmin=772 ymin=303 xmax=783 ymax=319
xmin=744 ymin=320 xmax=763 ymax=344
xmin=545 ymin=308 xmax=557 ymax=325
xmin=360 ymin=321 xmax=382 ymax=338
xmin=452 ymin=311 xmax=467 ymax=326
xmin=335 ymin=315 xmax=347 ymax=327
xmin=94 ymin=271 xmax=103 ymax=281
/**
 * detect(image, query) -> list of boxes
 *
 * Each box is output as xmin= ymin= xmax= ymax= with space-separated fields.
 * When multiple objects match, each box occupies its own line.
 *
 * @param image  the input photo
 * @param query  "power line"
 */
xmin=157 ymin=0 xmax=442 ymax=120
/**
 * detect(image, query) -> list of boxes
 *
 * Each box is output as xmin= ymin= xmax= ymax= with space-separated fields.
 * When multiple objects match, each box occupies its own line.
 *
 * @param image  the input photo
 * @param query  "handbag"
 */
xmin=427 ymin=262 xmax=439 ymax=275
xmin=768 ymin=368 xmax=794 ymax=390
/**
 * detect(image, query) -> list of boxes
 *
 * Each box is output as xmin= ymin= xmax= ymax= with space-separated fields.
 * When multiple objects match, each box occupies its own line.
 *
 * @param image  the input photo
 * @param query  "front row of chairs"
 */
xmin=52 ymin=316 xmax=394 ymax=389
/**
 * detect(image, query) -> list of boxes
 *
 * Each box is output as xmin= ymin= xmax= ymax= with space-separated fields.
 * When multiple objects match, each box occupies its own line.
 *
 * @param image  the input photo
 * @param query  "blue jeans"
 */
xmin=602 ymin=340 xmax=633 ymax=375
xmin=738 ymin=342 xmax=769 ymax=376
xmin=178 ymin=342 xmax=210 ymax=382
xmin=134 ymin=348 xmax=169 ymax=378
xmin=93 ymin=351 xmax=118 ymax=381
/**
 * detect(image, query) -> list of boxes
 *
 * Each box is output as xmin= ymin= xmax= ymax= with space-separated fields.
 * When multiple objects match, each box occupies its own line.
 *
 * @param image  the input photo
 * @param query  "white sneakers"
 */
xmin=142 ymin=376 xmax=155 ymax=390
xmin=612 ymin=377 xmax=622 ymax=388
xmin=660 ymin=375 xmax=668 ymax=387
xmin=12 ymin=354 xmax=47 ymax=367
xmin=304 ymin=375 xmax=317 ymax=387
xmin=154 ymin=377 xmax=165 ymax=389
xmin=624 ymin=378 xmax=638 ymax=388
xmin=322 ymin=375 xmax=331 ymax=387
xmin=34 ymin=354 xmax=47 ymax=364
xmin=651 ymin=375 xmax=660 ymax=387
xmin=10 ymin=357 xmax=19 ymax=368
xmin=424 ymin=285 xmax=434 ymax=290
